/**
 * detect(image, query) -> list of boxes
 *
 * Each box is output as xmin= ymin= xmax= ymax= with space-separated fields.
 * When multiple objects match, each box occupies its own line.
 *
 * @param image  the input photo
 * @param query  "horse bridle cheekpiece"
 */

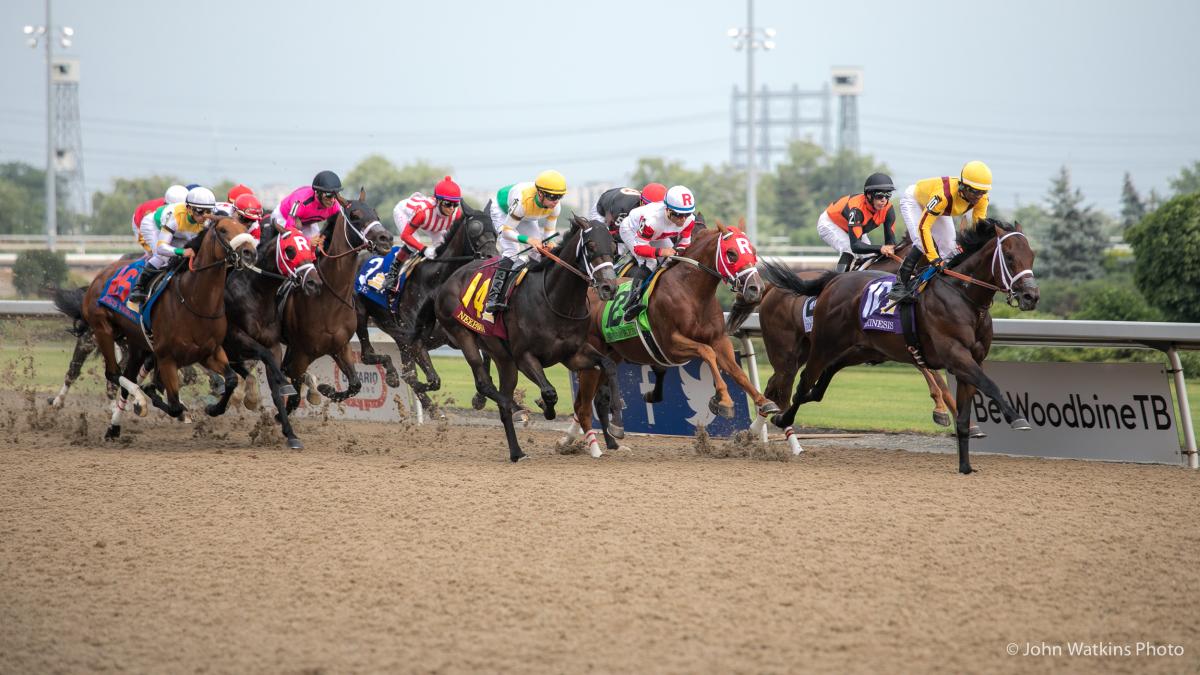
xmin=716 ymin=228 xmax=760 ymax=293
xmin=576 ymin=224 xmax=614 ymax=287
xmin=338 ymin=203 xmax=388 ymax=254
xmin=993 ymin=231 xmax=1034 ymax=306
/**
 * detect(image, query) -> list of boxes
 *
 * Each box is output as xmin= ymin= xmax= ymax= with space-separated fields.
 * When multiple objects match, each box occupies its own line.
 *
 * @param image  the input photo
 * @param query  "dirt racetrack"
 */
xmin=1 ymin=391 xmax=1198 ymax=674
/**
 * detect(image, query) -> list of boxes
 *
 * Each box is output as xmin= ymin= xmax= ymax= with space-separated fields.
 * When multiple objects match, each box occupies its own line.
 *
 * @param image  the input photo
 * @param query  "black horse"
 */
xmin=355 ymin=200 xmax=498 ymax=412
xmin=435 ymin=214 xmax=620 ymax=462
xmin=205 ymin=228 xmax=324 ymax=449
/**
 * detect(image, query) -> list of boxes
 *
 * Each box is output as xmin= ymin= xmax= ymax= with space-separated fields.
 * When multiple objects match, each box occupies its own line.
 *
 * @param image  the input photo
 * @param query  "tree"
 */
xmin=1168 ymin=160 xmax=1200 ymax=197
xmin=89 ymin=174 xmax=183 ymax=236
xmin=344 ymin=155 xmax=452 ymax=225
xmin=1037 ymin=167 xmax=1107 ymax=280
xmin=0 ymin=161 xmax=74 ymax=235
xmin=764 ymin=142 xmax=889 ymax=245
xmin=1125 ymin=191 xmax=1200 ymax=322
xmin=12 ymin=249 xmax=67 ymax=296
xmin=1119 ymin=172 xmax=1146 ymax=233
xmin=630 ymin=157 xmax=745 ymax=228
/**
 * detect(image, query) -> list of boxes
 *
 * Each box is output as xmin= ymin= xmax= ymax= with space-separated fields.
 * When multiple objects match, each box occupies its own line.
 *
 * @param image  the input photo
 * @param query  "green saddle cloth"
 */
xmin=601 ymin=280 xmax=651 ymax=344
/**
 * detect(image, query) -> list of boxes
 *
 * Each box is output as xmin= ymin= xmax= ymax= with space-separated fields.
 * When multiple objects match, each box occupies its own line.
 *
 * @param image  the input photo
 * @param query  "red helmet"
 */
xmin=234 ymin=194 xmax=264 ymax=221
xmin=640 ymin=182 xmax=667 ymax=204
xmin=227 ymin=183 xmax=253 ymax=203
xmin=434 ymin=175 xmax=462 ymax=202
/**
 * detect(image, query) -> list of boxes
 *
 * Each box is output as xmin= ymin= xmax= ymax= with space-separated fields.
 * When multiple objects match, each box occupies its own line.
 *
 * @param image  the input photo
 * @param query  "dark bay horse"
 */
xmin=355 ymin=200 xmax=498 ymax=412
xmin=62 ymin=216 xmax=258 ymax=440
xmin=206 ymin=229 xmax=323 ymax=449
xmin=282 ymin=189 xmax=393 ymax=412
xmin=435 ymin=214 xmax=620 ymax=462
xmin=565 ymin=222 xmax=780 ymax=457
xmin=766 ymin=218 xmax=1039 ymax=474
xmin=742 ymin=238 xmax=968 ymax=454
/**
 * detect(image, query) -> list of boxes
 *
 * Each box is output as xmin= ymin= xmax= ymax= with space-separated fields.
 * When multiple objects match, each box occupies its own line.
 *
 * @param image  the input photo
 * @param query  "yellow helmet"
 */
xmin=534 ymin=169 xmax=568 ymax=195
xmin=960 ymin=161 xmax=993 ymax=191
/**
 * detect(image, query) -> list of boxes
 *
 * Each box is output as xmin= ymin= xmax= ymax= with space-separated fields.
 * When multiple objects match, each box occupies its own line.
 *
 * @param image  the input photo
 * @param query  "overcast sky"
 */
xmin=2 ymin=0 xmax=1198 ymax=214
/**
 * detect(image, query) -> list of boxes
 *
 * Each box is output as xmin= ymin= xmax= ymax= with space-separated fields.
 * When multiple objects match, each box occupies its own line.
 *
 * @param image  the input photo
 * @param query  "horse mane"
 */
xmin=433 ymin=200 xmax=487 ymax=257
xmin=525 ymin=214 xmax=583 ymax=273
xmin=948 ymin=218 xmax=1016 ymax=268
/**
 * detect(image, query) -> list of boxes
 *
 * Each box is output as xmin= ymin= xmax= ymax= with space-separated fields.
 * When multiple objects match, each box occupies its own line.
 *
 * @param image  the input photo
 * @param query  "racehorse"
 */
xmin=764 ymin=218 xmax=1039 ymax=474
xmin=205 ymin=228 xmax=323 ymax=449
xmin=281 ymin=189 xmax=393 ymax=412
xmin=564 ymin=221 xmax=780 ymax=457
xmin=355 ymin=200 xmax=498 ymax=412
xmin=60 ymin=216 xmax=257 ymax=440
xmin=435 ymin=214 xmax=620 ymax=462
xmin=731 ymin=237 xmax=967 ymax=454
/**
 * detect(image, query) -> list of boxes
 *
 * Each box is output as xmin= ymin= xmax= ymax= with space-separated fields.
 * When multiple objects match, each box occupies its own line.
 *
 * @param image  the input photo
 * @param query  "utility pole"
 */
xmin=24 ymin=0 xmax=72 ymax=251
xmin=728 ymin=2 xmax=775 ymax=245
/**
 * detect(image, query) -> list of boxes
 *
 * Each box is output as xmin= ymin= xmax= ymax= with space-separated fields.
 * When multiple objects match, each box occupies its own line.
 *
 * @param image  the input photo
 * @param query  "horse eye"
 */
xmin=725 ymin=249 xmax=738 ymax=262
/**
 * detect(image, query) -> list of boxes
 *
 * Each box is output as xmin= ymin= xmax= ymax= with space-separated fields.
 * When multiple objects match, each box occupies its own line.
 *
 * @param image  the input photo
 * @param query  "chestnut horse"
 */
xmin=766 ymin=218 xmax=1039 ymax=474
xmin=282 ymin=190 xmax=393 ymax=412
xmin=563 ymin=222 xmax=780 ymax=458
xmin=60 ymin=216 xmax=258 ymax=440
xmin=435 ymin=215 xmax=620 ymax=462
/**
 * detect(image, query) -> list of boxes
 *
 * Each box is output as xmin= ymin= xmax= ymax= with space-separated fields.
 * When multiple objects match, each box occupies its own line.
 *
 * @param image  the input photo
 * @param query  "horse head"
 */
xmin=455 ymin=200 xmax=499 ymax=260
xmin=699 ymin=221 xmax=762 ymax=304
xmin=337 ymin=188 xmax=393 ymax=255
xmin=273 ymin=229 xmax=322 ymax=296
xmin=571 ymin=213 xmax=619 ymax=301
xmin=950 ymin=218 xmax=1038 ymax=310
xmin=203 ymin=214 xmax=258 ymax=270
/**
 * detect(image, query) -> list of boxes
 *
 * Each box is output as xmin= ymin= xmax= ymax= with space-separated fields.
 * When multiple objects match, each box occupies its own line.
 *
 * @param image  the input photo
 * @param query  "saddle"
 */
xmin=600 ymin=268 xmax=682 ymax=367
xmin=101 ymin=259 xmax=173 ymax=337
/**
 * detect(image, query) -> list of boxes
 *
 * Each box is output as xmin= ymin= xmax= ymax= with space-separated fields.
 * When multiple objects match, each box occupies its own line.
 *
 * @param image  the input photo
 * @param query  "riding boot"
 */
xmin=835 ymin=251 xmax=854 ymax=273
xmin=382 ymin=252 xmax=404 ymax=301
xmin=127 ymin=265 xmax=163 ymax=309
xmin=622 ymin=264 xmax=652 ymax=322
xmin=887 ymin=248 xmax=923 ymax=303
xmin=483 ymin=257 xmax=518 ymax=318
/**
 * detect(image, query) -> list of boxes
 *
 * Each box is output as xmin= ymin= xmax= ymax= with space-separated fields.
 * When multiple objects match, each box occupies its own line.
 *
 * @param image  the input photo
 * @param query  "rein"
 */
xmin=935 ymin=231 xmax=1034 ymax=306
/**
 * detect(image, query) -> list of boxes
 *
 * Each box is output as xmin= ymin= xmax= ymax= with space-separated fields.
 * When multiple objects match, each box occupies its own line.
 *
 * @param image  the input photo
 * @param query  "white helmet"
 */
xmin=664 ymin=185 xmax=696 ymax=213
xmin=164 ymin=184 xmax=188 ymax=204
xmin=185 ymin=186 xmax=216 ymax=209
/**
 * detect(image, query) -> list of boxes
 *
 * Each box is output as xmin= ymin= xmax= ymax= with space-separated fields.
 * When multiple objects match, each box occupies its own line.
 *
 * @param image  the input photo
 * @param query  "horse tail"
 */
xmin=53 ymin=285 xmax=90 ymax=337
xmin=759 ymin=260 xmax=837 ymax=298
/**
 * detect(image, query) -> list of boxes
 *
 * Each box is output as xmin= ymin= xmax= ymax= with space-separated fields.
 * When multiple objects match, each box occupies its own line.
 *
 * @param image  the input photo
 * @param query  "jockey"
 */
xmin=588 ymin=182 xmax=668 ymax=234
xmin=618 ymin=185 xmax=697 ymax=321
xmin=133 ymin=184 xmax=188 ymax=255
xmin=270 ymin=170 xmax=343 ymax=243
xmin=215 ymin=183 xmax=254 ymax=217
xmin=482 ymin=170 xmax=567 ymax=317
xmin=888 ymin=161 xmax=992 ymax=303
xmin=818 ymin=173 xmax=897 ymax=272
xmin=232 ymin=193 xmax=264 ymax=239
xmin=381 ymin=175 xmax=463 ymax=298
xmin=128 ymin=186 xmax=216 ymax=309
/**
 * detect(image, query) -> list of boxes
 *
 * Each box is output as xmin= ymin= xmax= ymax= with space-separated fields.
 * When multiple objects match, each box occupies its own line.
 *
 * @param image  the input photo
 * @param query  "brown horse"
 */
xmin=563 ymin=222 xmax=779 ymax=457
xmin=281 ymin=190 xmax=393 ymax=412
xmin=765 ymin=218 xmax=1039 ymax=474
xmin=60 ymin=216 xmax=258 ymax=440
xmin=739 ymin=238 xmax=969 ymax=455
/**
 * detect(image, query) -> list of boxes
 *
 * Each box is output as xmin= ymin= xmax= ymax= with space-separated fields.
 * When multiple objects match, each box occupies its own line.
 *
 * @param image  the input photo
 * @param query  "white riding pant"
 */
xmin=816 ymin=212 xmax=870 ymax=254
xmin=900 ymin=185 xmax=958 ymax=259
xmin=137 ymin=213 xmax=159 ymax=258
xmin=622 ymin=238 xmax=674 ymax=272
xmin=490 ymin=201 xmax=545 ymax=263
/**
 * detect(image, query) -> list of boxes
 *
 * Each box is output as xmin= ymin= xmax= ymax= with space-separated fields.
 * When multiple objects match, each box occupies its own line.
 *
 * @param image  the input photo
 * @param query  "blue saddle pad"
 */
xmin=356 ymin=246 xmax=403 ymax=310
xmin=97 ymin=259 xmax=171 ymax=331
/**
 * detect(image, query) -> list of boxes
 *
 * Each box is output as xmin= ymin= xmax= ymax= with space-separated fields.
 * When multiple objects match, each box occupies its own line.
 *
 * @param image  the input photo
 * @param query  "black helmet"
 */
xmin=864 ymin=173 xmax=895 ymax=194
xmin=312 ymin=170 xmax=342 ymax=193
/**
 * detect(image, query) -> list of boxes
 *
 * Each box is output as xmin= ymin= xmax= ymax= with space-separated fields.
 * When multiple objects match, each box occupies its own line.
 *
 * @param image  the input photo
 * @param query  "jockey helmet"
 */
xmin=227 ymin=183 xmax=253 ymax=203
xmin=534 ymin=170 xmax=567 ymax=196
xmin=664 ymin=185 xmax=696 ymax=214
xmin=234 ymin=194 xmax=264 ymax=221
xmin=185 ymin=186 xmax=216 ymax=210
xmin=640 ymin=183 xmax=668 ymax=204
xmin=164 ymin=184 xmax=188 ymax=204
xmin=863 ymin=173 xmax=895 ymax=195
xmin=434 ymin=176 xmax=462 ymax=202
xmin=960 ymin=161 xmax=993 ymax=192
xmin=311 ymin=170 xmax=342 ymax=194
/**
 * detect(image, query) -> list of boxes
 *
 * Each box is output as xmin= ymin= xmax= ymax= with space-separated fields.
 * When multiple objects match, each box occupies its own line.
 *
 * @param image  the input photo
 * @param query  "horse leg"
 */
xmin=359 ymin=308 xmax=401 ymax=388
xmin=943 ymin=347 xmax=1029 ymax=432
xmin=920 ymin=367 xmax=953 ymax=427
xmin=514 ymin=352 xmax=559 ymax=421
xmin=593 ymin=375 xmax=622 ymax=450
xmin=471 ymin=354 xmax=493 ymax=410
xmin=317 ymin=344 xmax=361 ymax=402
xmin=495 ymin=358 xmax=526 ymax=462
xmin=104 ymin=348 xmax=142 ymax=440
xmin=559 ymin=367 xmax=604 ymax=457
xmin=664 ymin=334 xmax=735 ymax=419
xmin=457 ymin=335 xmax=502 ymax=408
xmin=282 ymin=349 xmax=311 ymax=414
xmin=953 ymin=376 xmax=978 ymax=475
xmin=644 ymin=366 xmax=667 ymax=404
xmin=712 ymin=336 xmax=779 ymax=417
xmin=200 ymin=349 xmax=237 ymax=417
xmin=49 ymin=331 xmax=96 ymax=408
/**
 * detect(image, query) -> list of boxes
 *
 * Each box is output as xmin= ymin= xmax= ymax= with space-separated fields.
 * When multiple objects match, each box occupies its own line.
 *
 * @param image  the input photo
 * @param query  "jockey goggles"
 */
xmin=537 ymin=189 xmax=563 ymax=203
xmin=960 ymin=185 xmax=986 ymax=200
xmin=868 ymin=191 xmax=893 ymax=200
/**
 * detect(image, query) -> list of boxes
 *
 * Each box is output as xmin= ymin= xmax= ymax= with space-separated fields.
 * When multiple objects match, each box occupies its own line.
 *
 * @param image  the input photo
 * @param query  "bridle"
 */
xmin=666 ymin=230 xmax=761 ymax=297
xmin=319 ymin=202 xmax=389 ymax=259
xmin=937 ymin=230 xmax=1035 ymax=307
xmin=538 ymin=223 xmax=616 ymax=320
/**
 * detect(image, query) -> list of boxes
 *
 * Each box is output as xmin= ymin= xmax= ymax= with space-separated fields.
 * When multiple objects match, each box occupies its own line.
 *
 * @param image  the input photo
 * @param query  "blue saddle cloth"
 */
xmin=859 ymin=275 xmax=905 ymax=334
xmin=356 ymin=246 xmax=405 ymax=310
xmin=97 ymin=259 xmax=171 ymax=332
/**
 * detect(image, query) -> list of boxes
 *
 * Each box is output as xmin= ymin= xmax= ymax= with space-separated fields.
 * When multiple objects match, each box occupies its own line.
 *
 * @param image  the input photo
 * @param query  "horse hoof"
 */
xmin=243 ymin=397 xmax=259 ymax=412
xmin=969 ymin=425 xmax=986 ymax=439
xmin=103 ymin=425 xmax=121 ymax=440
xmin=933 ymin=410 xmax=952 ymax=427
xmin=770 ymin=414 xmax=784 ymax=428
xmin=204 ymin=404 xmax=222 ymax=417
xmin=287 ymin=438 xmax=304 ymax=450
xmin=306 ymin=388 xmax=322 ymax=405
xmin=385 ymin=372 xmax=401 ymax=388
xmin=608 ymin=424 xmax=625 ymax=440
xmin=589 ymin=444 xmax=604 ymax=459
xmin=709 ymin=396 xmax=735 ymax=419
xmin=758 ymin=401 xmax=781 ymax=415
xmin=134 ymin=402 xmax=148 ymax=418
xmin=1010 ymin=417 xmax=1031 ymax=431
xmin=543 ymin=408 xmax=556 ymax=421
xmin=509 ymin=451 xmax=528 ymax=463
xmin=471 ymin=393 xmax=486 ymax=411
xmin=317 ymin=384 xmax=335 ymax=398
xmin=279 ymin=384 xmax=297 ymax=397
xmin=959 ymin=463 xmax=975 ymax=475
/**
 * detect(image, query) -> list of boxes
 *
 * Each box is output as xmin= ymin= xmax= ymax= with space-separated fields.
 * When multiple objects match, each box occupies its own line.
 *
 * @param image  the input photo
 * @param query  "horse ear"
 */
xmin=716 ymin=219 xmax=728 ymax=234
xmin=993 ymin=222 xmax=1006 ymax=238
xmin=1014 ymin=220 xmax=1024 ymax=232
xmin=572 ymin=213 xmax=589 ymax=228
xmin=738 ymin=217 xmax=746 ymax=229
xmin=358 ymin=187 xmax=366 ymax=201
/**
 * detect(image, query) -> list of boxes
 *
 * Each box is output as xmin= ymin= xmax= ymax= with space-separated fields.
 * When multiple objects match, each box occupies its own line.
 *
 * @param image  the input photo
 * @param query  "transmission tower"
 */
xmin=51 ymin=57 xmax=87 ymax=219
xmin=831 ymin=67 xmax=862 ymax=155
